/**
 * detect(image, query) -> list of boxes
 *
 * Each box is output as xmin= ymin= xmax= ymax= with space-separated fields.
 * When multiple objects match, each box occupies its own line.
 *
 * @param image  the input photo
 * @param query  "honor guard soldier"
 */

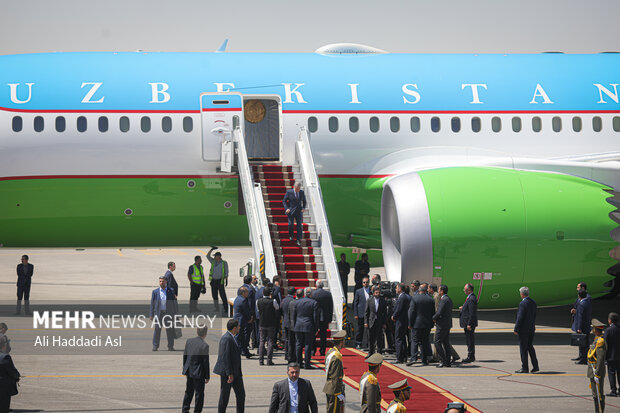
xmin=588 ymin=319 xmax=608 ymax=413
xmin=360 ymin=353 xmax=383 ymax=413
xmin=386 ymin=379 xmax=411 ymax=413
xmin=324 ymin=330 xmax=346 ymax=413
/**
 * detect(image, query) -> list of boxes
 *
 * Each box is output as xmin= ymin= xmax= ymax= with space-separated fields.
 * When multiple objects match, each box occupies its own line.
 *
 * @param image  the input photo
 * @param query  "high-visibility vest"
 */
xmin=192 ymin=264 xmax=204 ymax=285
xmin=209 ymin=260 xmax=228 ymax=284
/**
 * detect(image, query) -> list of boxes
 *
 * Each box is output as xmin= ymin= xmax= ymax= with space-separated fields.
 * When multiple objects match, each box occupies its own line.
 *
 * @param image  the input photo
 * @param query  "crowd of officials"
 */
xmin=4 ymin=253 xmax=620 ymax=413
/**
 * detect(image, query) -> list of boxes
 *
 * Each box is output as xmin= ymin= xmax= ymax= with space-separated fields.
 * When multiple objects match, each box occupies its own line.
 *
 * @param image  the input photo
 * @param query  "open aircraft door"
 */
xmin=200 ymin=92 xmax=244 ymax=172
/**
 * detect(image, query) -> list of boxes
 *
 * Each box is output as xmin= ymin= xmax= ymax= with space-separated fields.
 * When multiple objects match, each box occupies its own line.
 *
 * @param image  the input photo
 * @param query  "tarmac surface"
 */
xmin=0 ymin=247 xmax=618 ymax=412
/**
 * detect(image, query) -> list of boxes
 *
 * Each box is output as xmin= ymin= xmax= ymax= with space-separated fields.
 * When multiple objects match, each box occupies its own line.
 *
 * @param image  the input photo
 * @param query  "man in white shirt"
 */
xmin=269 ymin=362 xmax=318 ymax=413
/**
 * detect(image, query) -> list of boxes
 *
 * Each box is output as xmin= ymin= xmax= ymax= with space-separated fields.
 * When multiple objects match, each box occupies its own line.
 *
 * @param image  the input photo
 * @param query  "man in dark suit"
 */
xmin=392 ymin=283 xmax=411 ymax=363
xmin=214 ymin=319 xmax=245 ymax=413
xmin=514 ymin=286 xmax=539 ymax=374
xmin=257 ymin=286 xmax=280 ymax=365
xmin=433 ymin=285 xmax=453 ymax=368
xmin=233 ymin=287 xmax=252 ymax=358
xmin=15 ymin=254 xmax=34 ymax=315
xmin=354 ymin=253 xmax=370 ymax=291
xmin=572 ymin=289 xmax=592 ymax=365
xmin=337 ymin=253 xmax=350 ymax=300
xmin=459 ymin=283 xmax=478 ymax=363
xmin=182 ymin=326 xmax=210 ymax=413
xmin=310 ymin=280 xmax=333 ymax=356
xmin=239 ymin=275 xmax=256 ymax=350
xmin=0 ymin=334 xmax=20 ymax=413
xmin=282 ymin=182 xmax=307 ymax=246
xmin=165 ymin=261 xmax=179 ymax=298
xmin=292 ymin=287 xmax=319 ymax=369
xmin=269 ymin=362 xmax=318 ymax=413
xmin=353 ymin=277 xmax=371 ymax=349
xmin=365 ymin=285 xmax=387 ymax=356
xmin=407 ymin=284 xmax=435 ymax=365
xmin=287 ymin=289 xmax=303 ymax=362
xmin=150 ymin=275 xmax=178 ymax=351
xmin=605 ymin=312 xmax=620 ymax=397
xmin=281 ymin=287 xmax=296 ymax=361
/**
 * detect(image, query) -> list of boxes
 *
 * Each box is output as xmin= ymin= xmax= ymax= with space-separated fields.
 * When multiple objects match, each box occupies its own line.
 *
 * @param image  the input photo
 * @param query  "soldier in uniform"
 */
xmin=360 ymin=353 xmax=383 ymax=413
xmin=324 ymin=330 xmax=346 ymax=413
xmin=588 ymin=318 xmax=607 ymax=413
xmin=386 ymin=379 xmax=411 ymax=413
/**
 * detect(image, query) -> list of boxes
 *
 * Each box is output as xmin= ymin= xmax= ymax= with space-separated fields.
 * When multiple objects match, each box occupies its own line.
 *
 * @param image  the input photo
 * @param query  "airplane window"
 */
xmin=141 ymin=116 xmax=151 ymax=133
xmin=614 ymin=116 xmax=620 ymax=132
xmin=552 ymin=116 xmax=562 ymax=132
xmin=55 ymin=116 xmax=66 ymax=132
xmin=162 ymin=116 xmax=172 ymax=133
xmin=431 ymin=117 xmax=440 ymax=132
xmin=77 ymin=116 xmax=87 ymax=132
xmin=390 ymin=117 xmax=400 ymax=133
xmin=592 ymin=116 xmax=602 ymax=132
xmin=572 ymin=117 xmax=582 ymax=132
xmin=183 ymin=116 xmax=193 ymax=133
xmin=232 ymin=115 xmax=239 ymax=129
xmin=12 ymin=116 xmax=22 ymax=132
xmin=349 ymin=117 xmax=359 ymax=133
xmin=308 ymin=116 xmax=318 ymax=133
xmin=532 ymin=116 xmax=542 ymax=132
xmin=451 ymin=117 xmax=460 ymax=132
xmin=34 ymin=116 xmax=44 ymax=132
xmin=410 ymin=117 xmax=420 ymax=132
xmin=491 ymin=116 xmax=501 ymax=132
xmin=120 ymin=116 xmax=130 ymax=132
xmin=471 ymin=117 xmax=481 ymax=132
xmin=369 ymin=116 xmax=380 ymax=133
xmin=511 ymin=117 xmax=521 ymax=132
xmin=328 ymin=116 xmax=339 ymax=133
xmin=98 ymin=116 xmax=109 ymax=132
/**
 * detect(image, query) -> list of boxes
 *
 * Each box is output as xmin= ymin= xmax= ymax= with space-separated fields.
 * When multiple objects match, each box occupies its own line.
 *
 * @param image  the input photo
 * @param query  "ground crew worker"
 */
xmin=588 ymin=318 xmax=608 ymax=413
xmin=187 ymin=256 xmax=205 ymax=313
xmin=386 ymin=379 xmax=411 ymax=413
xmin=360 ymin=353 xmax=383 ymax=413
xmin=206 ymin=247 xmax=228 ymax=313
xmin=324 ymin=330 xmax=346 ymax=413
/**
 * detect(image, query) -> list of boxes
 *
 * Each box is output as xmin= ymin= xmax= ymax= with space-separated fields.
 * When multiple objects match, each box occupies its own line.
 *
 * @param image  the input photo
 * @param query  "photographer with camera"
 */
xmin=445 ymin=402 xmax=467 ymax=413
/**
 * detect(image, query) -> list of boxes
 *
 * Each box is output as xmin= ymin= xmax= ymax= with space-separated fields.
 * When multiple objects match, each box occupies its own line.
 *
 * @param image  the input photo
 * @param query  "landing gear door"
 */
xmin=200 ymin=93 xmax=244 ymax=170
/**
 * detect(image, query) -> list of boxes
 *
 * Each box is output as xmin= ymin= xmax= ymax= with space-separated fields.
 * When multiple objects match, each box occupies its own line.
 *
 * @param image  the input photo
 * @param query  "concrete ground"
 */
xmin=0 ymin=247 xmax=618 ymax=412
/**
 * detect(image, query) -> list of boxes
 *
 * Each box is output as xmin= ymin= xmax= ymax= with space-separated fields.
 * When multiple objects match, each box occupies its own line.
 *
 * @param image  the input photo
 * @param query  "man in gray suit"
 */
xmin=150 ymin=276 xmax=178 ymax=351
xmin=432 ymin=285 xmax=453 ymax=367
xmin=269 ymin=362 xmax=318 ymax=413
xmin=182 ymin=325 xmax=210 ymax=413
xmin=292 ymin=288 xmax=320 ymax=369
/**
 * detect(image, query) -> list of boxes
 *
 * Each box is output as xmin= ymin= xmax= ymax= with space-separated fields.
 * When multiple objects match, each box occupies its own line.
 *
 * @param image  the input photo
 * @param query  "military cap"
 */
xmin=591 ymin=318 xmax=606 ymax=329
xmin=332 ymin=330 xmax=346 ymax=340
xmin=388 ymin=379 xmax=411 ymax=392
xmin=365 ymin=353 xmax=384 ymax=366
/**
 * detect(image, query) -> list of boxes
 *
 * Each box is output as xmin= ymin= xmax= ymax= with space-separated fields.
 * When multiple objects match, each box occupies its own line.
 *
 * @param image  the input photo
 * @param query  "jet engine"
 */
xmin=381 ymin=166 xmax=617 ymax=307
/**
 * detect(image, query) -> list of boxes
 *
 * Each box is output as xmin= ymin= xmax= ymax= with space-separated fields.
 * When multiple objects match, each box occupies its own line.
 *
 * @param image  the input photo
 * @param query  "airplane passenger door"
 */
xmin=200 ymin=92 xmax=244 ymax=172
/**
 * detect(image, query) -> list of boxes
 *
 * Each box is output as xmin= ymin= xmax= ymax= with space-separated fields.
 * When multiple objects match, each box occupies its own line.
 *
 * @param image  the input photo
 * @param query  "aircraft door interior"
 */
xmin=243 ymin=97 xmax=281 ymax=161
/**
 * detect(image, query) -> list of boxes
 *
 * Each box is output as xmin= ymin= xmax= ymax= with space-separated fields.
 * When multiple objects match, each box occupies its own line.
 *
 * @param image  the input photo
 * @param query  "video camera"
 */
xmin=379 ymin=281 xmax=398 ymax=299
xmin=444 ymin=402 xmax=467 ymax=413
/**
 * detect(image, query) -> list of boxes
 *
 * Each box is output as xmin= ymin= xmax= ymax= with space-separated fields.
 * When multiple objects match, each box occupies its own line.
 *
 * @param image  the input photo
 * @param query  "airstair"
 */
xmin=233 ymin=127 xmax=345 ymax=330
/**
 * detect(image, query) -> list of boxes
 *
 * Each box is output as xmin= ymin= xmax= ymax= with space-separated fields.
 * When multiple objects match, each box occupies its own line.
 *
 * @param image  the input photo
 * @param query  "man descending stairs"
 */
xmin=252 ymin=164 xmax=326 ymax=291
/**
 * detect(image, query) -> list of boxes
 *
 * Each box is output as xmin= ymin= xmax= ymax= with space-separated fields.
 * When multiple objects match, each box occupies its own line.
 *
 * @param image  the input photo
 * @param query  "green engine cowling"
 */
xmin=381 ymin=167 xmax=616 ymax=308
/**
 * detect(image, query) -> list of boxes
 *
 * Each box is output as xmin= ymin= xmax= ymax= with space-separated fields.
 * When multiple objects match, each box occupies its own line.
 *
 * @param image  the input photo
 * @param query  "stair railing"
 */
xmin=233 ymin=127 xmax=278 ymax=282
xmin=295 ymin=126 xmax=344 ymax=330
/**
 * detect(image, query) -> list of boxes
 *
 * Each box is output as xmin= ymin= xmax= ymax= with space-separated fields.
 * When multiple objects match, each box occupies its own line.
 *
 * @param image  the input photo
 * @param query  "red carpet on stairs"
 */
xmin=254 ymin=163 xmax=321 ymax=290
xmin=312 ymin=348 xmax=482 ymax=412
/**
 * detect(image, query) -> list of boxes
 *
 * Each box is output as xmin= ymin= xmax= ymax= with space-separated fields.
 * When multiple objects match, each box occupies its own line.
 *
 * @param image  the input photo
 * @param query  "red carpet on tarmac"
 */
xmin=312 ymin=347 xmax=482 ymax=412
